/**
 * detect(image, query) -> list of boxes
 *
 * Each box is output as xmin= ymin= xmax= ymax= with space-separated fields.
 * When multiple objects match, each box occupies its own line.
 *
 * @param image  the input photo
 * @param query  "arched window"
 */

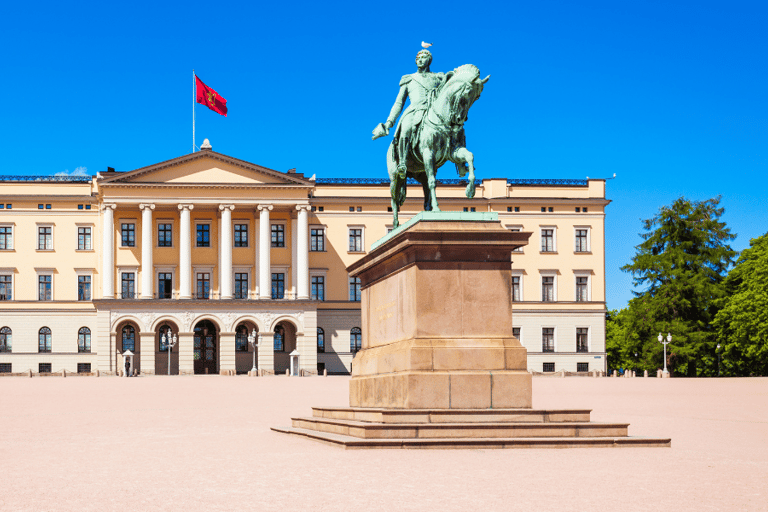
xmin=158 ymin=324 xmax=174 ymax=352
xmin=317 ymin=327 xmax=325 ymax=353
xmin=38 ymin=327 xmax=52 ymax=353
xmin=78 ymin=327 xmax=91 ymax=353
xmin=122 ymin=325 xmax=135 ymax=352
xmin=274 ymin=324 xmax=285 ymax=352
xmin=350 ymin=327 xmax=362 ymax=354
xmin=0 ymin=327 xmax=11 ymax=353
xmin=235 ymin=324 xmax=250 ymax=352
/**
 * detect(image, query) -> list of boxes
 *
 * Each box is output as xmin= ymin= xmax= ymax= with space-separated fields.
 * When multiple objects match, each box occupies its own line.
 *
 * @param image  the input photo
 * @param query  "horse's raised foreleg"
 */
xmin=453 ymin=147 xmax=476 ymax=198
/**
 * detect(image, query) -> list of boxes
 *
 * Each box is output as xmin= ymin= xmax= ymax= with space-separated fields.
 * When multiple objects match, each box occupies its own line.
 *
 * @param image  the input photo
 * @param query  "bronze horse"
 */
xmin=388 ymin=64 xmax=489 ymax=227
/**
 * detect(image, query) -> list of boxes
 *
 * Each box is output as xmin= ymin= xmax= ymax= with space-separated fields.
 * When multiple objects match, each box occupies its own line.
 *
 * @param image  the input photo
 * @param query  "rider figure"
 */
xmin=372 ymin=50 xmax=445 ymax=177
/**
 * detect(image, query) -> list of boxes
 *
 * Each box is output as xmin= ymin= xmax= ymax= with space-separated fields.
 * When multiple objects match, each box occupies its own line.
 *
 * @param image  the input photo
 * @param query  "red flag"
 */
xmin=195 ymin=75 xmax=228 ymax=116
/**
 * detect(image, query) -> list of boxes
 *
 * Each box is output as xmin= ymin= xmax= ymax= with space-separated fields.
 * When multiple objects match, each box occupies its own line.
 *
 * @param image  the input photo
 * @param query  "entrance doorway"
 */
xmin=193 ymin=320 xmax=217 ymax=374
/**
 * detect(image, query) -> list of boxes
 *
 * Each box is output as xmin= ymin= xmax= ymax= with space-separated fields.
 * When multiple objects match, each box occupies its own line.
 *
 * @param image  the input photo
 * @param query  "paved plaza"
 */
xmin=1 ymin=375 xmax=766 ymax=511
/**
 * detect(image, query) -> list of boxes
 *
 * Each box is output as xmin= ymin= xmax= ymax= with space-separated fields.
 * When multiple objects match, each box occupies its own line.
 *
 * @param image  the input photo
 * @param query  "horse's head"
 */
xmin=435 ymin=64 xmax=490 ymax=127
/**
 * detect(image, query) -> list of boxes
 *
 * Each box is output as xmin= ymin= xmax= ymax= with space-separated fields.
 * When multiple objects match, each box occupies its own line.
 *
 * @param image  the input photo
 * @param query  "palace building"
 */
xmin=0 ymin=142 xmax=610 ymax=376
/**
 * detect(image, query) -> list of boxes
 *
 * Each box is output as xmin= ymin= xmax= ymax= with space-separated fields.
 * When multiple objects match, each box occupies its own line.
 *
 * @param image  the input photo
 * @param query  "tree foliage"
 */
xmin=616 ymin=197 xmax=736 ymax=376
xmin=713 ymin=232 xmax=768 ymax=376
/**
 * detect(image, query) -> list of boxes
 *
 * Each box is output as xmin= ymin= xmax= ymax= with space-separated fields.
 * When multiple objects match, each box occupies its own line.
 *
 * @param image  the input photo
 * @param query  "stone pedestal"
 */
xmin=347 ymin=213 xmax=531 ymax=409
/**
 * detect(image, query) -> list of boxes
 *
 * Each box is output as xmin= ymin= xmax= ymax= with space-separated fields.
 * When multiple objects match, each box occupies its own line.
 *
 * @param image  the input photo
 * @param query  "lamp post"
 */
xmin=658 ymin=332 xmax=671 ymax=376
xmin=717 ymin=343 xmax=721 ymax=377
xmin=249 ymin=331 xmax=261 ymax=373
xmin=163 ymin=331 xmax=178 ymax=376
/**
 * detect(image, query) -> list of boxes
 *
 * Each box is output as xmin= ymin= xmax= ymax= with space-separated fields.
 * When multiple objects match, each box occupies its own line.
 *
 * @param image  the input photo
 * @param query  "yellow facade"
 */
xmin=0 ymin=145 xmax=609 ymax=376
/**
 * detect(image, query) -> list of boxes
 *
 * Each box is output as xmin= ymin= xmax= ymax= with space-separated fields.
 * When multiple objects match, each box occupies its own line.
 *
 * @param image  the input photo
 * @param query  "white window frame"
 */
xmin=155 ymin=265 xmax=176 ymax=299
xmin=576 ymin=326 xmax=591 ymax=353
xmin=117 ymin=265 xmax=139 ymax=299
xmin=36 ymin=223 xmax=54 ymax=251
xmin=119 ymin=218 xmax=137 ymax=248
xmin=539 ymin=225 xmax=556 ymax=253
xmin=232 ymin=266 xmax=253 ymax=299
xmin=512 ymin=326 xmax=522 ymax=343
xmin=156 ymin=219 xmax=174 ymax=248
xmin=511 ymin=269 xmax=524 ymax=302
xmin=0 ymin=223 xmax=14 ymax=251
xmin=271 ymin=220 xmax=287 ymax=248
xmin=541 ymin=326 xmax=557 ymax=353
xmin=573 ymin=270 xmax=592 ymax=302
xmin=35 ymin=268 xmax=55 ymax=301
xmin=574 ymin=225 xmax=591 ymax=253
xmin=233 ymin=220 xmax=250 ymax=248
xmin=309 ymin=224 xmax=327 ymax=252
xmin=193 ymin=265 xmax=214 ymax=298
xmin=507 ymin=225 xmax=524 ymax=253
xmin=270 ymin=264 xmax=289 ymax=299
xmin=194 ymin=220 xmax=212 ymax=248
xmin=76 ymin=223 xmax=94 ymax=251
xmin=310 ymin=268 xmax=328 ymax=301
xmin=75 ymin=268 xmax=94 ymax=301
xmin=348 ymin=225 xmax=365 ymax=253
xmin=539 ymin=270 xmax=558 ymax=302
xmin=0 ymin=267 xmax=16 ymax=301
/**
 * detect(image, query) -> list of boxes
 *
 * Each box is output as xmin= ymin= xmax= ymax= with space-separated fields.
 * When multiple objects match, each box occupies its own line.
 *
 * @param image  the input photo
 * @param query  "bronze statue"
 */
xmin=373 ymin=50 xmax=489 ymax=227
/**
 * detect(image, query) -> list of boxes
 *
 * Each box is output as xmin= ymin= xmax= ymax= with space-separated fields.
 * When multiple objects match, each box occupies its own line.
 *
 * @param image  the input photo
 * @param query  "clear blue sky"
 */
xmin=2 ymin=0 xmax=766 ymax=310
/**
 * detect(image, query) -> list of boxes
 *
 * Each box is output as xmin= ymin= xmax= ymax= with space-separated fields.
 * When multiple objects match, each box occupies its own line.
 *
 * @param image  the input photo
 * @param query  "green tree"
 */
xmin=713 ymin=232 xmax=768 ymax=376
xmin=621 ymin=197 xmax=736 ymax=376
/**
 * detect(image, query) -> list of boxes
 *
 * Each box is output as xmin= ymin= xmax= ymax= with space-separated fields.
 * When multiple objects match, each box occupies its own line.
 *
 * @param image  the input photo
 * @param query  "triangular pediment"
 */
xmin=100 ymin=150 xmax=312 ymax=187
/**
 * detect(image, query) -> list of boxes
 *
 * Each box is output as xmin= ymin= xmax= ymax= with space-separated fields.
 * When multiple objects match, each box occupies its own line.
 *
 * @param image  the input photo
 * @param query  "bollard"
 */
xmin=323 ymin=368 xmax=328 ymax=377
xmin=644 ymin=370 xmax=648 ymax=378
xmin=612 ymin=370 xmax=617 ymax=378
xmin=95 ymin=369 xmax=100 ymax=377
xmin=62 ymin=369 xmax=66 ymax=378
xmin=285 ymin=368 xmax=290 ymax=376
xmin=28 ymin=369 xmax=32 ymax=378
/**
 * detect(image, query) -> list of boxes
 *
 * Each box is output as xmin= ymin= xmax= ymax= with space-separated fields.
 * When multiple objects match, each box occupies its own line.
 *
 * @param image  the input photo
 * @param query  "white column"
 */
xmin=258 ymin=204 xmax=272 ymax=300
xmin=296 ymin=204 xmax=310 ymax=300
xmin=101 ymin=204 xmax=116 ymax=299
xmin=178 ymin=204 xmax=194 ymax=299
xmin=253 ymin=215 xmax=260 ymax=298
xmin=219 ymin=204 xmax=234 ymax=299
xmin=139 ymin=204 xmax=155 ymax=299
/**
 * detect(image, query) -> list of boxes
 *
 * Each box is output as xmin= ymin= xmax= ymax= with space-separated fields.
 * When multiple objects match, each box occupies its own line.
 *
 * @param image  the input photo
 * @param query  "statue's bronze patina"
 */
xmin=373 ymin=50 xmax=489 ymax=227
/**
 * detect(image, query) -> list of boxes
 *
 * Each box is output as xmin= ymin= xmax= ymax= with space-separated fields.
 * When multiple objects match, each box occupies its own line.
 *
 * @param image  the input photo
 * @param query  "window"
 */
xmin=511 ymin=276 xmax=521 ymax=302
xmin=542 ymin=328 xmax=554 ymax=352
xmin=78 ymin=275 xmax=92 ymax=301
xmin=271 ymin=224 xmax=285 ymax=247
xmin=4 ymin=205 xmax=10 ymax=209
xmin=542 ymin=276 xmax=554 ymax=302
xmin=463 ymin=207 xmax=476 ymax=212
xmin=349 ymin=276 xmax=361 ymax=302
xmin=0 ymin=275 xmax=11 ymax=301
xmin=235 ymin=272 xmax=249 ymax=299
xmin=541 ymin=229 xmax=555 ymax=252
xmin=78 ymin=227 xmax=92 ymax=250
xmin=158 ymin=224 xmax=173 ymax=247
xmin=575 ymin=229 xmax=589 ymax=252
xmin=121 ymin=273 xmax=135 ymax=299
xmin=575 ymin=207 xmax=581 ymax=213
xmin=122 ymin=325 xmax=135 ymax=352
xmin=274 ymin=325 xmax=285 ymax=352
xmin=39 ymin=327 xmax=52 ymax=353
xmin=311 ymin=276 xmax=325 ymax=301
xmin=509 ymin=227 xmax=523 ymax=252
xmin=158 ymin=324 xmax=173 ymax=352
xmin=158 ymin=273 xmax=173 ymax=299
xmin=38 ymin=275 xmax=52 ymax=301
xmin=46 ymin=204 xmax=51 ymax=210
xmin=196 ymin=272 xmax=210 ymax=299
xmin=310 ymin=228 xmax=325 ymax=251
xmin=39 ymin=363 xmax=52 ymax=373
xmin=576 ymin=276 xmax=589 ymax=302
xmin=0 ymin=327 xmax=11 ymax=352
xmin=577 ymin=362 xmax=589 ymax=372
xmin=77 ymin=363 xmax=91 ymax=374
xmin=350 ymin=327 xmax=362 ymax=353
xmin=317 ymin=327 xmax=325 ymax=353
xmin=0 ymin=363 xmax=11 ymax=373
xmin=512 ymin=327 xmax=521 ymax=341
xmin=348 ymin=228 xmax=363 ymax=252
xmin=78 ymin=327 xmax=91 ymax=353
xmin=583 ymin=207 xmax=588 ymax=213
xmin=577 ymin=328 xmax=589 ymax=353
xmin=349 ymin=207 xmax=354 ymax=212
xmin=543 ymin=362 xmax=555 ymax=373
xmin=196 ymin=224 xmax=210 ymax=247
xmin=235 ymin=324 xmax=249 ymax=352
xmin=234 ymin=224 xmax=248 ymax=247
xmin=271 ymin=273 xmax=285 ymax=299
xmin=38 ymin=226 xmax=52 ymax=250
xmin=0 ymin=226 xmax=12 ymax=250
xmin=121 ymin=223 xmax=135 ymax=247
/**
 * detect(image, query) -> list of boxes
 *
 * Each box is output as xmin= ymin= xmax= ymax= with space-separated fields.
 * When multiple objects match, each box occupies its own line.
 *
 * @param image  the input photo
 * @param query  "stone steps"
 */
xmin=311 ymin=406 xmax=591 ymax=424
xmin=271 ymin=426 xmax=672 ymax=450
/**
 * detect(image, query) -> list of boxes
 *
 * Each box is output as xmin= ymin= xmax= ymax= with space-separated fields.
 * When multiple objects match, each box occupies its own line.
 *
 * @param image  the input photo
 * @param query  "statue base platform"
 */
xmin=273 ymin=213 xmax=670 ymax=449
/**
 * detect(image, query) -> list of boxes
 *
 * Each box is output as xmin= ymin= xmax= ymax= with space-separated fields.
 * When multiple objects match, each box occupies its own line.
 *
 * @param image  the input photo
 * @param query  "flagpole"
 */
xmin=192 ymin=70 xmax=196 ymax=153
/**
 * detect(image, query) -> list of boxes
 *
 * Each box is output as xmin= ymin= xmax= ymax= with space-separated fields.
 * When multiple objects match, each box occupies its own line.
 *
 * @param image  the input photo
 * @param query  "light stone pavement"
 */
xmin=1 ymin=375 xmax=766 ymax=511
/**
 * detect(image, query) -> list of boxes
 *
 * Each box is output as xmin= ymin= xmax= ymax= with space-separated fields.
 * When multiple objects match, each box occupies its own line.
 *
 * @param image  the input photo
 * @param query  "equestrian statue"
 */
xmin=372 ymin=49 xmax=489 ymax=227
